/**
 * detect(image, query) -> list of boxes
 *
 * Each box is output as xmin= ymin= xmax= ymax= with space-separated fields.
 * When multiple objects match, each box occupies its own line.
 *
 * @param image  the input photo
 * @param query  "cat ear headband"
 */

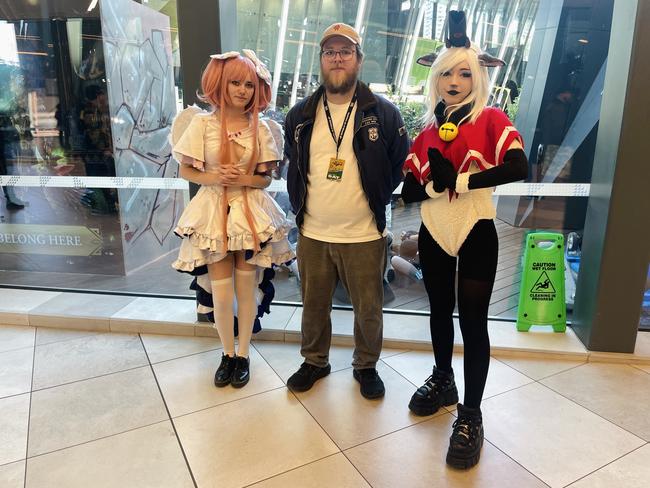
xmin=416 ymin=10 xmax=505 ymax=68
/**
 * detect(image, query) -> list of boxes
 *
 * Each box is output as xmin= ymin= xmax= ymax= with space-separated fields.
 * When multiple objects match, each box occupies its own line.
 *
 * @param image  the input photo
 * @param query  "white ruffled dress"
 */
xmin=171 ymin=112 xmax=294 ymax=271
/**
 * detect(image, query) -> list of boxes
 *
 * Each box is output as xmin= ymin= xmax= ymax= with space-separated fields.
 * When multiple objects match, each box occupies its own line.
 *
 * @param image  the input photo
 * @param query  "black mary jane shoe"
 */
xmin=230 ymin=355 xmax=250 ymax=388
xmin=214 ymin=354 xmax=237 ymax=387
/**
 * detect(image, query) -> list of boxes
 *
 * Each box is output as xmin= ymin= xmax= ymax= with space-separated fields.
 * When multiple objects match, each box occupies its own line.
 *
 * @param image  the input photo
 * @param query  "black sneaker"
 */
xmin=6 ymin=200 xmax=25 ymax=210
xmin=353 ymin=368 xmax=385 ymax=399
xmin=214 ymin=354 xmax=236 ymax=387
xmin=231 ymin=356 xmax=250 ymax=388
xmin=408 ymin=366 xmax=458 ymax=416
xmin=446 ymin=403 xmax=484 ymax=469
xmin=287 ymin=362 xmax=331 ymax=392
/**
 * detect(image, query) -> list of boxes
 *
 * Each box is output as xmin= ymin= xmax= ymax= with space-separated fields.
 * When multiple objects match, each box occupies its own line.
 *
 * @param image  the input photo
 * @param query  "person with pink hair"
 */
xmin=171 ymin=51 xmax=293 ymax=388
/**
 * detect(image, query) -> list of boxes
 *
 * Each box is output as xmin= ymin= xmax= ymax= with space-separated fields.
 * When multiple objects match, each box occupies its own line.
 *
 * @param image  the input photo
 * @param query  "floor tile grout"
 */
xmin=480 ymin=437 xmax=552 ymax=488
xmin=491 ymin=355 xmax=588 ymax=382
xmin=630 ymin=363 xmax=650 ymax=375
xmin=137 ymin=334 xmax=198 ymax=488
xmin=240 ymin=452 xmax=343 ymax=488
xmin=30 ymin=363 xmax=151 ymax=394
xmin=23 ymin=327 xmax=36 ymax=488
xmin=169 ymin=384 xmax=289 ymax=421
xmin=534 ymin=380 xmax=649 ymax=443
xmin=148 ymin=345 xmax=223 ymax=366
xmin=340 ymin=412 xmax=449 ymax=452
xmin=0 ymin=344 xmax=37 ymax=355
xmin=243 ymin=345 xmax=350 ymax=485
xmin=6 ymin=320 xmax=650 ymax=365
xmin=6 ymin=327 xmax=650 ymax=487
xmin=339 ymin=449 xmax=375 ymax=487
xmin=23 ymin=419 xmax=171 ymax=461
xmin=0 ymin=391 xmax=32 ymax=401
xmin=258 ymin=352 xmax=346 ymax=454
xmin=378 ymin=357 xmax=421 ymax=389
xmin=559 ymin=442 xmax=650 ymax=487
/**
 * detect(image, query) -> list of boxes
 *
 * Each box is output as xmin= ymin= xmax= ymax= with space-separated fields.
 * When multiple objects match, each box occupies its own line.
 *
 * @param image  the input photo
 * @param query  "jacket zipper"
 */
xmin=295 ymin=120 xmax=312 ymax=218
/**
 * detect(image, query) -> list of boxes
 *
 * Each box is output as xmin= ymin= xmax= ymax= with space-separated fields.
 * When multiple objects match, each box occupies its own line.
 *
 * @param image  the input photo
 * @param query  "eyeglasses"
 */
xmin=320 ymin=48 xmax=355 ymax=61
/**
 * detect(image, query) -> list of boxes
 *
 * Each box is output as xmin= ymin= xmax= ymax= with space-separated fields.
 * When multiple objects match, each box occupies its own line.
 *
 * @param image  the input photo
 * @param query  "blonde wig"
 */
xmin=422 ymin=43 xmax=490 ymax=128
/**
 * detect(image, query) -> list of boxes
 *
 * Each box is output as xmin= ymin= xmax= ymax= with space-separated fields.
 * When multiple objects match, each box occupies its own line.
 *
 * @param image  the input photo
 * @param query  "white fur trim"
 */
xmin=458 ymin=149 xmax=492 ymax=173
xmin=495 ymin=126 xmax=517 ymax=163
xmin=420 ymin=188 xmax=496 ymax=257
xmin=425 ymin=181 xmax=446 ymax=199
xmin=455 ymin=172 xmax=471 ymax=193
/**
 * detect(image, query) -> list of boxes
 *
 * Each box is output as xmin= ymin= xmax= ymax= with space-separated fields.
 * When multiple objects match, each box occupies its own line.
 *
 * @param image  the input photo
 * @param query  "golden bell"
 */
xmin=438 ymin=122 xmax=458 ymax=142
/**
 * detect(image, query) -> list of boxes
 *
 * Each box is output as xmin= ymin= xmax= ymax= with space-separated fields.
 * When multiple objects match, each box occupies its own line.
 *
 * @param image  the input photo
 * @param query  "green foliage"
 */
xmin=392 ymin=99 xmax=426 ymax=139
xmin=506 ymin=96 xmax=519 ymax=123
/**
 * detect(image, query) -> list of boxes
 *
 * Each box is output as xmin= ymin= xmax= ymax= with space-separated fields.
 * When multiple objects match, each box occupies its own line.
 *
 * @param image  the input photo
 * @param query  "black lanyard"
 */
xmin=323 ymin=90 xmax=357 ymax=159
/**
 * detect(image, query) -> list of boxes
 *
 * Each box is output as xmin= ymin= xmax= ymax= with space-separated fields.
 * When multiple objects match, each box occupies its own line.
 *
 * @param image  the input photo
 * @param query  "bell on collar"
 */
xmin=439 ymin=122 xmax=458 ymax=142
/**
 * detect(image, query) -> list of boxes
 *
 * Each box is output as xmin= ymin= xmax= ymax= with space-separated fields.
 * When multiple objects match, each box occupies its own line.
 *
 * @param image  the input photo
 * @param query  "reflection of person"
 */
xmin=0 ymin=113 xmax=25 ymax=210
xmin=401 ymin=10 xmax=527 ymax=469
xmin=171 ymin=51 xmax=294 ymax=388
xmin=54 ymin=103 xmax=66 ymax=148
xmin=79 ymin=85 xmax=116 ymax=213
xmin=283 ymin=23 xmax=409 ymax=399
xmin=505 ymin=79 xmax=519 ymax=103
xmin=538 ymin=87 xmax=574 ymax=181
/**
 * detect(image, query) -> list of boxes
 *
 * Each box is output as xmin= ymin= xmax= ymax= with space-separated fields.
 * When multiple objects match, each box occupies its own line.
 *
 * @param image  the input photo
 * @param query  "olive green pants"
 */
xmin=297 ymin=234 xmax=386 ymax=369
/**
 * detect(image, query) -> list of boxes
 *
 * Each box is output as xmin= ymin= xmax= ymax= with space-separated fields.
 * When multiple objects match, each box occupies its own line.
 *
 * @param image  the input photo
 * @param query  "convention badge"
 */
xmin=439 ymin=122 xmax=458 ymax=142
xmin=368 ymin=127 xmax=379 ymax=142
xmin=326 ymin=157 xmax=345 ymax=181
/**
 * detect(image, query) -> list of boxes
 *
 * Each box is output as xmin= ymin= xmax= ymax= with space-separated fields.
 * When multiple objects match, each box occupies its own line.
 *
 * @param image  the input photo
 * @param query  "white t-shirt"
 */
xmin=301 ymin=98 xmax=380 ymax=243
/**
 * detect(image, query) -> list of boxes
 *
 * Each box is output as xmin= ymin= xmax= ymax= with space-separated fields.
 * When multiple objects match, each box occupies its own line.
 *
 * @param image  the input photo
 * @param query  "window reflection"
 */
xmin=0 ymin=0 xmax=624 ymax=322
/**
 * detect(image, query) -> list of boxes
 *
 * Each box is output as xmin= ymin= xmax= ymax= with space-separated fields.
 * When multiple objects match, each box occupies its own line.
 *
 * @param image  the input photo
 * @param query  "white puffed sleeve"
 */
xmin=258 ymin=119 xmax=282 ymax=163
xmin=173 ymin=114 xmax=206 ymax=166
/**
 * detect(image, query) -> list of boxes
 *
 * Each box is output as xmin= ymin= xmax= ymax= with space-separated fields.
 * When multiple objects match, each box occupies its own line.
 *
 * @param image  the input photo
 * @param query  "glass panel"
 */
xmin=0 ymin=0 xmax=624 ymax=327
xmin=0 ymin=0 xmax=186 ymax=293
xmin=232 ymin=0 xmax=614 ymax=322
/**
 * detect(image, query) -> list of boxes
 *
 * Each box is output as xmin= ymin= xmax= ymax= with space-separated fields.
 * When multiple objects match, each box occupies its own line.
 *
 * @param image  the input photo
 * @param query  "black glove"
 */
xmin=428 ymin=147 xmax=457 ymax=191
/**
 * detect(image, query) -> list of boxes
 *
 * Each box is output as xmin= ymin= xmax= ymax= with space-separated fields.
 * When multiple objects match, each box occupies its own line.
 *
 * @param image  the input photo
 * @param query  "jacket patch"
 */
xmin=294 ymin=122 xmax=305 ymax=143
xmin=368 ymin=127 xmax=379 ymax=142
xmin=360 ymin=115 xmax=378 ymax=128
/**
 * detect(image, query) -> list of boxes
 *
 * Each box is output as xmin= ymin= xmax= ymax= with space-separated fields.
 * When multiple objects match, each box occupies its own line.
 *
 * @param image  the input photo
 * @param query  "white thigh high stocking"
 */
xmin=234 ymin=268 xmax=257 ymax=358
xmin=211 ymin=277 xmax=235 ymax=356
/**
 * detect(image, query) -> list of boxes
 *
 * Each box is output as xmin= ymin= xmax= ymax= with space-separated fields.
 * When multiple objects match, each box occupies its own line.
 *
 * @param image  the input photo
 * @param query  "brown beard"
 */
xmin=321 ymin=64 xmax=360 ymax=94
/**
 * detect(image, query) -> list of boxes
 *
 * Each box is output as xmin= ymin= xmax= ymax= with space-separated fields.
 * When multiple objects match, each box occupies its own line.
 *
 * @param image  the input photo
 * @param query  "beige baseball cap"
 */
xmin=320 ymin=23 xmax=361 ymax=46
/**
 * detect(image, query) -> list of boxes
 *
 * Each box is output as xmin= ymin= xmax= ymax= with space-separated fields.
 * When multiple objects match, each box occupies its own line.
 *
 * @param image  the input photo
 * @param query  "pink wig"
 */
xmin=198 ymin=55 xmax=271 ymax=174
xmin=198 ymin=53 xmax=272 ymax=253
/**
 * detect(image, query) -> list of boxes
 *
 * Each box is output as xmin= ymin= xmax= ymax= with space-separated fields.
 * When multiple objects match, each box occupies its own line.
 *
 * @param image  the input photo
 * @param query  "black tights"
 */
xmin=418 ymin=219 xmax=498 ymax=409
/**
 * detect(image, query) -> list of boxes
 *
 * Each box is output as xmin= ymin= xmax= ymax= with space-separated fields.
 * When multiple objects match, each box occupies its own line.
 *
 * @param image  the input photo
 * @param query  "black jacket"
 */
xmin=283 ymin=81 xmax=409 ymax=234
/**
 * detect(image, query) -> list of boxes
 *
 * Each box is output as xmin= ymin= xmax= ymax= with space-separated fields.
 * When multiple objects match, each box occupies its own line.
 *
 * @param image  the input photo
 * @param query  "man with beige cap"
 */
xmin=284 ymin=23 xmax=408 ymax=399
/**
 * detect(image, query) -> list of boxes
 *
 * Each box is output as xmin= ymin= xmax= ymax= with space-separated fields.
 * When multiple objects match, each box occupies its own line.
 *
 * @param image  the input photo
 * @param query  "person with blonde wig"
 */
xmin=171 ymin=51 xmax=293 ymax=388
xmin=401 ymin=11 xmax=528 ymax=469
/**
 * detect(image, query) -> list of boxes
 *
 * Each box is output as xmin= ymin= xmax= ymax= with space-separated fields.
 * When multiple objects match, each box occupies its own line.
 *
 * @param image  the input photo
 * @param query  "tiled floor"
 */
xmin=2 ymin=324 xmax=650 ymax=488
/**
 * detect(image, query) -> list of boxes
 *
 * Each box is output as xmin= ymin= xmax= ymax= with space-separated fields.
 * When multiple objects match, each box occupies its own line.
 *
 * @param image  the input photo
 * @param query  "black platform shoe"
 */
xmin=230 ymin=356 xmax=250 ymax=388
xmin=446 ymin=403 xmax=484 ymax=469
xmin=408 ymin=366 xmax=458 ymax=416
xmin=214 ymin=354 xmax=236 ymax=387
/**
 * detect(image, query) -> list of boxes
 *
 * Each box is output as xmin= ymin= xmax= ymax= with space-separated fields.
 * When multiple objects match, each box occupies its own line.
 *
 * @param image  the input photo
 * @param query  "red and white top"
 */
xmin=404 ymin=108 xmax=522 ymax=256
